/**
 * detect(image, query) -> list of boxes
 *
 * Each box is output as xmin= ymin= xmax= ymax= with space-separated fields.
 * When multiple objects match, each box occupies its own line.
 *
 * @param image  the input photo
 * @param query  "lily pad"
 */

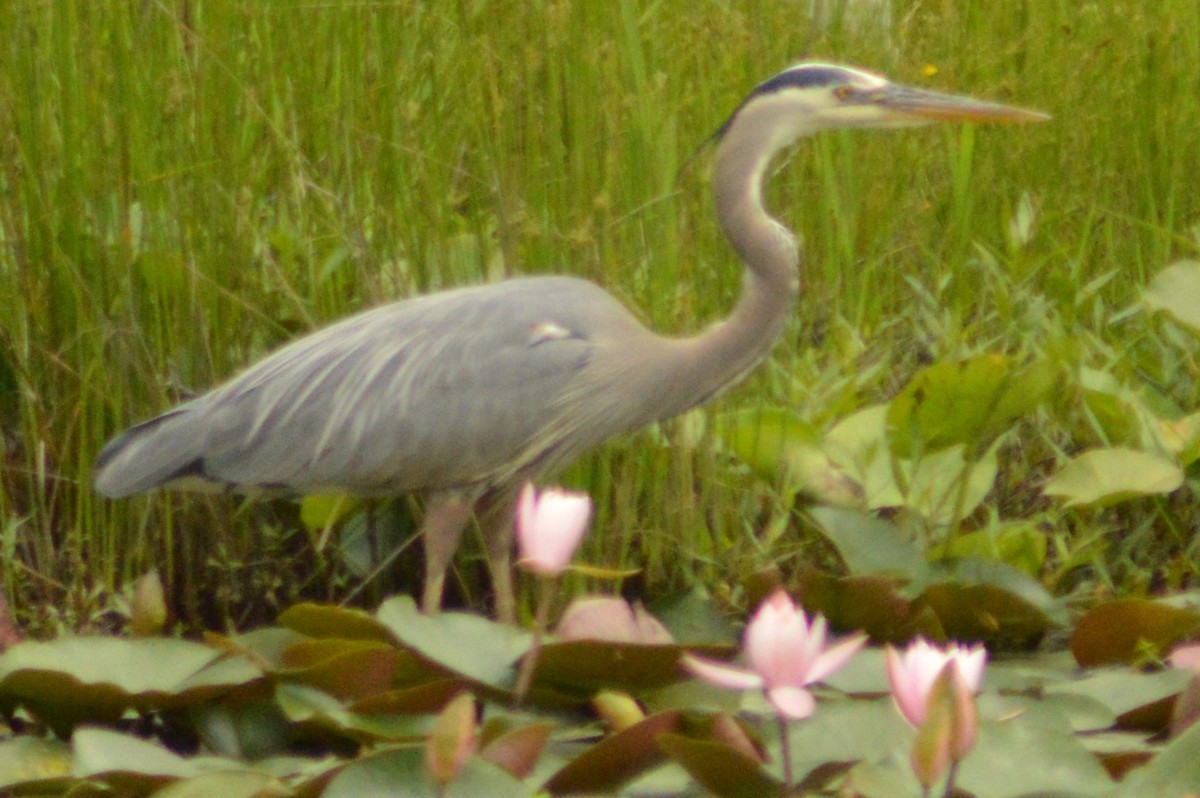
xmin=323 ymin=746 xmax=530 ymax=798
xmin=1071 ymin=599 xmax=1200 ymax=667
xmin=0 ymin=638 xmax=262 ymax=732
xmin=657 ymin=734 xmax=781 ymax=798
xmin=375 ymin=596 xmax=531 ymax=694
xmin=0 ymin=736 xmax=72 ymax=791
xmin=278 ymin=603 xmax=394 ymax=643
xmin=542 ymin=710 xmax=682 ymax=795
xmin=533 ymin=640 xmax=691 ymax=693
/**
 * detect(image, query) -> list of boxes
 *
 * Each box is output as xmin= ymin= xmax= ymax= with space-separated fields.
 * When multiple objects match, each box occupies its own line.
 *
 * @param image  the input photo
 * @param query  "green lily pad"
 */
xmin=0 ymin=638 xmax=262 ymax=732
xmin=1045 ymin=668 xmax=1191 ymax=722
xmin=72 ymin=727 xmax=254 ymax=794
xmin=275 ymin=682 xmax=433 ymax=743
xmin=375 ymin=596 xmax=531 ymax=694
xmin=1116 ymin=708 xmax=1200 ymax=796
xmin=323 ymin=746 xmax=530 ymax=798
xmin=151 ymin=771 xmax=283 ymax=798
xmin=1044 ymin=447 xmax=1183 ymax=507
xmin=956 ymin=709 xmax=1114 ymax=798
xmin=0 ymin=736 xmax=72 ymax=792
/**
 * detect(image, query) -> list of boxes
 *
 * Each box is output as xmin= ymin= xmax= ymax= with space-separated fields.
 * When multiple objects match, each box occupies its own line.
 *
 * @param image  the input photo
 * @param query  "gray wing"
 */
xmin=94 ymin=276 xmax=637 ymax=497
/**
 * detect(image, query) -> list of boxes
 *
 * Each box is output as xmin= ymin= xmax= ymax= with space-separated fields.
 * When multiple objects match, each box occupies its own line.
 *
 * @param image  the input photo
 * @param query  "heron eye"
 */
xmin=833 ymin=85 xmax=854 ymax=102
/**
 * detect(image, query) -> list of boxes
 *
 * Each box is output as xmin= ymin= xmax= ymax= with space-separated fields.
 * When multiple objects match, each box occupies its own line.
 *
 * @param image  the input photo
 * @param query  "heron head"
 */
xmin=717 ymin=62 xmax=1048 ymax=146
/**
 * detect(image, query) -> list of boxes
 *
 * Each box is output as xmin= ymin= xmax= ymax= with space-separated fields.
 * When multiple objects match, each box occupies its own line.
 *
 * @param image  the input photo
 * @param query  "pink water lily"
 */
xmin=515 ymin=482 xmax=592 ymax=576
xmin=682 ymin=589 xmax=866 ymax=719
xmin=885 ymin=638 xmax=986 ymax=728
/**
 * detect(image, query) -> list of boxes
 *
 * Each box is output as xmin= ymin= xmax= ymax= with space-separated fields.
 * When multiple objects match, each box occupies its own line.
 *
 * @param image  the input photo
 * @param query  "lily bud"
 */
xmin=515 ymin=483 xmax=592 ymax=576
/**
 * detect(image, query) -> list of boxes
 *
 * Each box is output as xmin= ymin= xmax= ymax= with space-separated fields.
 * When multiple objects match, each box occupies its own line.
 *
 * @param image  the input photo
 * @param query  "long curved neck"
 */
xmin=657 ymin=102 xmax=807 ymax=415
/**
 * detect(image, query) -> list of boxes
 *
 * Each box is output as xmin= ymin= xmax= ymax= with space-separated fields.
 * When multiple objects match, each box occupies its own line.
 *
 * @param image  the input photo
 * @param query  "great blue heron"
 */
xmin=94 ymin=63 xmax=1044 ymax=621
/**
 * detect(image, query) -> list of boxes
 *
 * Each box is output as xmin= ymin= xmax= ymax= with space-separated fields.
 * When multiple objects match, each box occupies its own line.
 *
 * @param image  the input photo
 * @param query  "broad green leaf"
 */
xmin=930 ymin=522 xmax=1048 ymax=577
xmin=886 ymin=355 xmax=1052 ymax=457
xmin=900 ymin=443 xmax=998 ymax=525
xmin=1044 ymin=447 xmax=1183 ymax=507
xmin=375 ymin=596 xmax=531 ymax=694
xmin=825 ymin=405 xmax=901 ymax=509
xmin=1079 ymin=367 xmax=1159 ymax=448
xmin=807 ymin=507 xmax=926 ymax=577
xmin=714 ymin=408 xmax=862 ymax=505
xmin=1144 ymin=260 xmax=1200 ymax=335
xmin=1071 ymin=599 xmax=1200 ymax=667
xmin=648 ymin=588 xmax=739 ymax=647
xmin=826 ymin=408 xmax=998 ymax=524
xmin=1159 ymin=410 xmax=1200 ymax=467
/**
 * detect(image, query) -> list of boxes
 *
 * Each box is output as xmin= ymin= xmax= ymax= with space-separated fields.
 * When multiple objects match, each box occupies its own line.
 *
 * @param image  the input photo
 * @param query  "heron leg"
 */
xmin=419 ymin=493 xmax=474 ymax=615
xmin=479 ymin=491 xmax=519 ymax=624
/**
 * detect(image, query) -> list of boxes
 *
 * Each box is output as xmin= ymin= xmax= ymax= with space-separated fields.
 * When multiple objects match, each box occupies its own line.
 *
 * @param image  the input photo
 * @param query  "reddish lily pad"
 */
xmin=479 ymin=722 xmax=554 ymax=780
xmin=279 ymin=639 xmax=403 ymax=701
xmin=657 ymin=734 xmax=782 ymax=798
xmin=1071 ymin=599 xmax=1200 ymax=667
xmin=278 ymin=602 xmax=394 ymax=643
xmin=533 ymin=640 xmax=693 ymax=693
xmin=793 ymin=568 xmax=921 ymax=643
xmin=543 ymin=710 xmax=682 ymax=795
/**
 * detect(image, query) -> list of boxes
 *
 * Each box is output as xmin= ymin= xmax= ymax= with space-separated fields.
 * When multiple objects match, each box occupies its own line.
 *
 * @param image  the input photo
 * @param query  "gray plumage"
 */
xmin=95 ymin=63 xmax=1044 ymax=620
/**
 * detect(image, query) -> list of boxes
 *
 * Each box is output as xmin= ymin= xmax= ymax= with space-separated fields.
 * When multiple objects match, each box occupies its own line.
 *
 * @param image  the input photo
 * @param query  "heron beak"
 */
xmin=878 ymin=83 xmax=1050 ymax=124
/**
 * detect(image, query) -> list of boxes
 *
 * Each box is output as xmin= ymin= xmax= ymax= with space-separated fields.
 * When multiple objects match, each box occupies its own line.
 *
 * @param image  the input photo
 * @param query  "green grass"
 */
xmin=2 ymin=0 xmax=1199 ymax=632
